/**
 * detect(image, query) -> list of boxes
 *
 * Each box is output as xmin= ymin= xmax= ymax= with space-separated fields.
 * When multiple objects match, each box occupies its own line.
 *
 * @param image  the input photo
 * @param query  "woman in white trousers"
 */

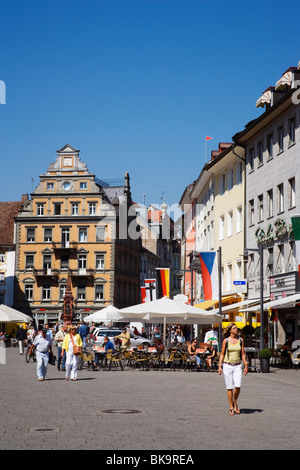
xmin=61 ymin=326 xmax=83 ymax=381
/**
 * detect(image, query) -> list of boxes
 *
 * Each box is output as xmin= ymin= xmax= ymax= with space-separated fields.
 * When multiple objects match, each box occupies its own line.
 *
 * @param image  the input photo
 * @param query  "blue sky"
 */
xmin=1 ymin=0 xmax=300 ymax=208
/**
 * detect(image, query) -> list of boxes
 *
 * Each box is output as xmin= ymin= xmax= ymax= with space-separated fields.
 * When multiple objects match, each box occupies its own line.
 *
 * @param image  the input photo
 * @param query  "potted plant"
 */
xmin=259 ymin=348 xmax=272 ymax=373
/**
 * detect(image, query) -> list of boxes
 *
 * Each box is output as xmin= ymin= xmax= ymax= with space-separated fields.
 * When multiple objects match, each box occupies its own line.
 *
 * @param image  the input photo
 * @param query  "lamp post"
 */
xmin=244 ymin=244 xmax=264 ymax=350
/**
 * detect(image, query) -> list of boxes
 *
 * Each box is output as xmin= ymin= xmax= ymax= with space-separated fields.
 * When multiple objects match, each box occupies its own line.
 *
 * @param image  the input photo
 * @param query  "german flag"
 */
xmin=156 ymin=268 xmax=170 ymax=298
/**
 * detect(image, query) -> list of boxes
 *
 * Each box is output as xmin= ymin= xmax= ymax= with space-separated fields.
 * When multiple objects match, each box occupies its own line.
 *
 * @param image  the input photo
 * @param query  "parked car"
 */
xmin=88 ymin=327 xmax=154 ymax=348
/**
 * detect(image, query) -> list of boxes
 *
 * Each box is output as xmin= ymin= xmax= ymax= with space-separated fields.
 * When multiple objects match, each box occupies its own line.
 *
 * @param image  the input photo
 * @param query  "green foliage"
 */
xmin=259 ymin=348 xmax=272 ymax=359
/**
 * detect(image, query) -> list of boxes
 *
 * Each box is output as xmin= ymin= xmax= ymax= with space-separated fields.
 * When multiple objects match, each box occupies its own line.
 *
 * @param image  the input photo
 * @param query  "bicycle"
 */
xmin=26 ymin=342 xmax=36 ymax=363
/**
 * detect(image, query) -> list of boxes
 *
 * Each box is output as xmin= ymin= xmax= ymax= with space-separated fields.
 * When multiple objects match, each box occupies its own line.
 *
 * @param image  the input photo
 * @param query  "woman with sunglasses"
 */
xmin=61 ymin=325 xmax=83 ymax=381
xmin=218 ymin=323 xmax=248 ymax=415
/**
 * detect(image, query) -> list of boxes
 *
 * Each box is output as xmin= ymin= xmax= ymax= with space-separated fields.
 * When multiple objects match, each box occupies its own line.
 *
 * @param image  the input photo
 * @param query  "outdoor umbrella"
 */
xmin=82 ymin=304 xmax=123 ymax=323
xmin=0 ymin=304 xmax=33 ymax=323
xmin=118 ymin=297 xmax=223 ymax=345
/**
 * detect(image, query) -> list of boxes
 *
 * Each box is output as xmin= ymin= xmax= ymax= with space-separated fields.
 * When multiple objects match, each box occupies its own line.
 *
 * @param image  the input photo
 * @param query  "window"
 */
xmin=43 ymin=254 xmax=52 ymax=272
xmin=0 ymin=272 xmax=5 ymax=283
xmin=96 ymin=226 xmax=106 ymax=242
xmin=226 ymin=263 xmax=232 ymax=292
xmin=235 ymin=259 xmax=242 ymax=281
xmin=25 ymin=254 xmax=34 ymax=270
xmin=227 ymin=210 xmax=233 ymax=237
xmin=42 ymin=285 xmax=51 ymax=301
xmin=54 ymin=203 xmax=61 ymax=215
xmin=288 ymin=177 xmax=296 ymax=208
xmin=27 ymin=228 xmax=35 ymax=243
xmin=78 ymin=254 xmax=87 ymax=270
xmin=96 ymin=254 xmax=105 ymax=270
xmin=267 ymin=189 xmax=273 ymax=218
xmin=277 ymin=244 xmax=284 ymax=273
xmin=267 ymin=248 xmax=274 ymax=275
xmin=227 ymin=168 xmax=233 ymax=191
xmin=267 ymin=133 xmax=273 ymax=160
xmin=278 ymin=126 xmax=284 ymax=153
xmin=77 ymin=285 xmax=86 ymax=301
xmin=248 ymin=148 xmax=254 ymax=172
xmin=60 ymin=255 xmax=69 ymax=270
xmin=0 ymin=253 xmax=5 ymax=263
xmin=79 ymin=227 xmax=87 ymax=243
xmin=257 ymin=141 xmax=263 ymax=166
xmin=287 ymin=242 xmax=296 ymax=271
xmin=236 ymin=205 xmax=242 ymax=233
xmin=46 ymin=182 xmax=54 ymax=190
xmin=288 ymin=117 xmax=295 ymax=145
xmin=249 ymin=199 xmax=254 ymax=226
xmin=219 ymin=215 xmax=225 ymax=240
xmin=277 ymin=183 xmax=284 ymax=213
xmin=25 ymin=284 xmax=33 ymax=301
xmin=37 ymin=204 xmax=44 ymax=216
xmin=89 ymin=203 xmax=96 ymax=215
xmin=80 ymin=182 xmax=87 ymax=190
xmin=72 ymin=203 xmax=79 ymax=216
xmin=257 ymin=194 xmax=264 ymax=222
xmin=236 ymin=161 xmax=243 ymax=185
xmin=95 ymin=284 xmax=104 ymax=301
xmin=59 ymin=284 xmax=66 ymax=300
xmin=220 ymin=173 xmax=226 ymax=195
xmin=61 ymin=228 xmax=70 ymax=247
xmin=44 ymin=228 xmax=52 ymax=243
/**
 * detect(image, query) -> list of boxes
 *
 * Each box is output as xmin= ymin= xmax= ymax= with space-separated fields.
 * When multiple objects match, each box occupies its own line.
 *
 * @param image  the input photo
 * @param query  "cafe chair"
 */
xmin=106 ymin=349 xmax=124 ymax=371
xmin=121 ymin=349 xmax=135 ymax=369
xmin=78 ymin=348 xmax=94 ymax=370
xmin=132 ymin=350 xmax=149 ymax=370
xmin=184 ymin=354 xmax=197 ymax=372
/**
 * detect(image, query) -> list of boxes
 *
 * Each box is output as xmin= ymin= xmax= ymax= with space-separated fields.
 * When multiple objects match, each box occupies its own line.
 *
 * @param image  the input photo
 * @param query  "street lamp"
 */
xmin=244 ymin=244 xmax=264 ymax=350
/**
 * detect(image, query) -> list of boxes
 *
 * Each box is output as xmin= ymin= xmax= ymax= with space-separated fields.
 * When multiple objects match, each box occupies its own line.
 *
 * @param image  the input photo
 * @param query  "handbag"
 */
xmin=70 ymin=335 xmax=82 ymax=356
xmin=49 ymin=352 xmax=56 ymax=366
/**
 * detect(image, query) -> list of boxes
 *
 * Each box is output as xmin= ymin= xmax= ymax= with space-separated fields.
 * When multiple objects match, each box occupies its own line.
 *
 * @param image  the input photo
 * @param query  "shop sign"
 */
xmin=255 ymin=218 xmax=293 ymax=244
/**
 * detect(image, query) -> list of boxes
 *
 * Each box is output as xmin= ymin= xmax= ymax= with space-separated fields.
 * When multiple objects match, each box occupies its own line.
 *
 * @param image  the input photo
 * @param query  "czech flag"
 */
xmin=199 ymin=252 xmax=218 ymax=300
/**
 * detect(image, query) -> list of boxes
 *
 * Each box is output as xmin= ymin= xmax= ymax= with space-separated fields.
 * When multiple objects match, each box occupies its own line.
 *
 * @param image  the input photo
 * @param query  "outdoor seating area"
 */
xmin=83 ymin=344 xmax=221 ymax=372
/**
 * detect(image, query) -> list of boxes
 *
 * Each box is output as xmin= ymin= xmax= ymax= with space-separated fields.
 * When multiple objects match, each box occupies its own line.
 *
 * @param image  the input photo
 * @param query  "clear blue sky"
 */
xmin=1 ymin=0 xmax=299 ymax=208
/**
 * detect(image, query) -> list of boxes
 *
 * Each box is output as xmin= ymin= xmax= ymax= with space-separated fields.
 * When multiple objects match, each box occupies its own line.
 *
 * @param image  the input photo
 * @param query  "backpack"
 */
xmin=224 ymin=337 xmax=242 ymax=361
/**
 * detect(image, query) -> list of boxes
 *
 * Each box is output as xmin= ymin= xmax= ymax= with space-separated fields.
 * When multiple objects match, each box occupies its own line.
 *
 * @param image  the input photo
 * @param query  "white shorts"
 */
xmin=223 ymin=363 xmax=242 ymax=389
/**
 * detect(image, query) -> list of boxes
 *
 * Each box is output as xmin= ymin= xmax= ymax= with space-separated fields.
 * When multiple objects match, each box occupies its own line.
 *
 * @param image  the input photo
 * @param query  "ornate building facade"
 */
xmin=14 ymin=145 xmax=140 ymax=326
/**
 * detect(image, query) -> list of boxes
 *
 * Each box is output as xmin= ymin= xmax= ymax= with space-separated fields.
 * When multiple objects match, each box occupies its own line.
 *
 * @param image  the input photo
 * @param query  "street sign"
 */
xmin=233 ymin=279 xmax=247 ymax=294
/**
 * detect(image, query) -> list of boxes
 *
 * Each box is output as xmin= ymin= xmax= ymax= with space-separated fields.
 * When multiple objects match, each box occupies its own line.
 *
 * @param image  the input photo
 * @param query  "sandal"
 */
xmin=229 ymin=409 xmax=235 ymax=416
xmin=234 ymin=404 xmax=240 ymax=414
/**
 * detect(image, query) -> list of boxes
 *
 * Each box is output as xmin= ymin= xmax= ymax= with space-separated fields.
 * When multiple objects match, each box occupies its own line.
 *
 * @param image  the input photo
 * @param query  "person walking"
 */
xmin=61 ymin=325 xmax=83 ymax=381
xmin=218 ymin=322 xmax=248 ymax=415
xmin=30 ymin=326 xmax=53 ymax=381
xmin=78 ymin=321 xmax=89 ymax=348
xmin=16 ymin=325 xmax=28 ymax=355
xmin=54 ymin=323 xmax=68 ymax=371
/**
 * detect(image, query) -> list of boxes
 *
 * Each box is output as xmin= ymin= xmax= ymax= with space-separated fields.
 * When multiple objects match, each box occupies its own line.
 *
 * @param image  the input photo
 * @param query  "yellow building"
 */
xmin=15 ymin=145 xmax=140 ymax=326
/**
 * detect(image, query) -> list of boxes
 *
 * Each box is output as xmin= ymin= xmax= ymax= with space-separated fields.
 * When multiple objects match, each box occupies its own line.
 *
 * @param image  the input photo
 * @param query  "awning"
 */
xmin=194 ymin=300 xmax=218 ymax=310
xmin=208 ymin=298 xmax=263 ymax=315
xmin=275 ymin=70 xmax=293 ymax=90
xmin=194 ymin=295 xmax=242 ymax=311
xmin=246 ymin=293 xmax=300 ymax=312
xmin=256 ymin=88 xmax=273 ymax=108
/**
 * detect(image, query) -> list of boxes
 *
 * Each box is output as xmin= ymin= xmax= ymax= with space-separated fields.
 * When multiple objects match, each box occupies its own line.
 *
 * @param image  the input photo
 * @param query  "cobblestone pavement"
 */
xmin=0 ymin=346 xmax=299 ymax=451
